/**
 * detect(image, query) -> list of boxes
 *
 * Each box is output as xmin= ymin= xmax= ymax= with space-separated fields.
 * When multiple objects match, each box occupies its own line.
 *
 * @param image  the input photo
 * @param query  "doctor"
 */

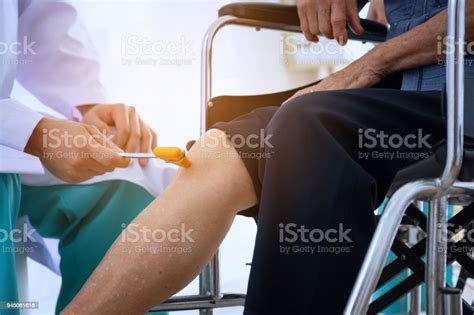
xmin=0 ymin=0 xmax=170 ymax=313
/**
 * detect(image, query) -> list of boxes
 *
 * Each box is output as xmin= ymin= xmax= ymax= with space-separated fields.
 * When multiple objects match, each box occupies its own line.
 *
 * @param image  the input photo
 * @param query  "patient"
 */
xmin=63 ymin=1 xmax=474 ymax=314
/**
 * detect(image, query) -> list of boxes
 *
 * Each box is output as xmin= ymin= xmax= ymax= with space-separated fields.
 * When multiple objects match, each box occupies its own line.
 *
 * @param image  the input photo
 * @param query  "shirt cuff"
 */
xmin=0 ymin=98 xmax=44 ymax=152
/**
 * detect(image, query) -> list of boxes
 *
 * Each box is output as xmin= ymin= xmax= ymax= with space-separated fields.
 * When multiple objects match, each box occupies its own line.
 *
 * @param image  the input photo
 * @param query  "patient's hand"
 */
xmin=78 ymin=103 xmax=157 ymax=166
xmin=285 ymin=57 xmax=384 ymax=104
xmin=297 ymin=0 xmax=364 ymax=45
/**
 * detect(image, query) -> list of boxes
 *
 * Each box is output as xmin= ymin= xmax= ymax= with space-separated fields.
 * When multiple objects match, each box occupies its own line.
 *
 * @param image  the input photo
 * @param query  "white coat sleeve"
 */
xmin=16 ymin=0 xmax=108 ymax=121
xmin=0 ymin=0 xmax=43 ymax=152
xmin=0 ymin=98 xmax=43 ymax=151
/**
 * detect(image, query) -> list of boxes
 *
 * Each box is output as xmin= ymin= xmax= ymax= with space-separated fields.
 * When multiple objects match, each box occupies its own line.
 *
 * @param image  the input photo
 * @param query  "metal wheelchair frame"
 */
xmin=345 ymin=0 xmax=469 ymax=314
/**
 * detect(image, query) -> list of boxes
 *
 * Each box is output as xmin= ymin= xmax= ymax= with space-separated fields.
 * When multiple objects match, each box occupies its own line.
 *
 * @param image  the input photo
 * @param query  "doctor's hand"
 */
xmin=25 ymin=118 xmax=130 ymax=183
xmin=297 ymin=0 xmax=364 ymax=45
xmin=79 ymin=103 xmax=157 ymax=166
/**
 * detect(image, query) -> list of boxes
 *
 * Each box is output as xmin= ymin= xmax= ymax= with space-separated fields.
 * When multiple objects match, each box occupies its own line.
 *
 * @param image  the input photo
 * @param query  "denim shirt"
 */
xmin=384 ymin=0 xmax=474 ymax=91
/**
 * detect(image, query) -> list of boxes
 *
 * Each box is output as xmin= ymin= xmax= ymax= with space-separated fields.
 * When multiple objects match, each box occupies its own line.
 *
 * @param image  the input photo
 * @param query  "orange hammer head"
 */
xmin=153 ymin=147 xmax=191 ymax=168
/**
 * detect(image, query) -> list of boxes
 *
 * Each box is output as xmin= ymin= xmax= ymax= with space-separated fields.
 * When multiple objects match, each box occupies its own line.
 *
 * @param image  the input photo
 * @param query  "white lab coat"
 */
xmin=0 ymin=0 xmax=176 ymax=196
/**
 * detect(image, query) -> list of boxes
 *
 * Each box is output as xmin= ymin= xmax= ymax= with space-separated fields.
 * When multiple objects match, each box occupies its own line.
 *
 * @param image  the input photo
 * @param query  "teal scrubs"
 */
xmin=0 ymin=179 xmax=166 ymax=314
xmin=0 ymin=174 xmax=22 ymax=315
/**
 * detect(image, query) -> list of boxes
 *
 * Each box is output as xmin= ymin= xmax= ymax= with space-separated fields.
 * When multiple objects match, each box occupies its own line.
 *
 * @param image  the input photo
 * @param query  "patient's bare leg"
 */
xmin=62 ymin=129 xmax=257 ymax=315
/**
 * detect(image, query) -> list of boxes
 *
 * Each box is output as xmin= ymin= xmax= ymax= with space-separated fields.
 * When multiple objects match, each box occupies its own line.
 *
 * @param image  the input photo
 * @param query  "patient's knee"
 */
xmin=175 ymin=129 xmax=257 ymax=211
xmin=186 ymin=129 xmax=243 ymax=167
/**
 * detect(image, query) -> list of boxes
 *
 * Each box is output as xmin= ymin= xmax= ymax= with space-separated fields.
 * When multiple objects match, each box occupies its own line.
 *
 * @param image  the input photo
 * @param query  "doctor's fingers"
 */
xmin=59 ymin=157 xmax=107 ymax=182
xmin=86 ymin=124 xmax=124 ymax=153
xmin=88 ymin=142 xmax=130 ymax=171
xmin=111 ymin=104 xmax=131 ymax=149
xmin=85 ymin=114 xmax=113 ymax=135
xmin=85 ymin=125 xmax=131 ymax=170
xmin=138 ymin=118 xmax=154 ymax=166
xmin=151 ymin=127 xmax=157 ymax=150
xmin=125 ymin=107 xmax=141 ymax=153
xmin=109 ymin=104 xmax=143 ymax=152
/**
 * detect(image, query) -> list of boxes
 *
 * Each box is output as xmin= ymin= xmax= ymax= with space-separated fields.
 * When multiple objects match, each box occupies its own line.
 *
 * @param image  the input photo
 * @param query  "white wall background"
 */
xmin=14 ymin=1 xmax=372 ymax=314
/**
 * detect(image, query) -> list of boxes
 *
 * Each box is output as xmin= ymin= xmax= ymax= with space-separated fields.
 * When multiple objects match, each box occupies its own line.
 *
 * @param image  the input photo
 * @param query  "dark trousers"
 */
xmin=217 ymin=78 xmax=446 ymax=314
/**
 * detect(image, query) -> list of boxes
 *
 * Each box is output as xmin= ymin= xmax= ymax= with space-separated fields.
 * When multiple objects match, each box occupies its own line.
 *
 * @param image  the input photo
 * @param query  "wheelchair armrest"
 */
xmin=218 ymin=3 xmax=387 ymax=43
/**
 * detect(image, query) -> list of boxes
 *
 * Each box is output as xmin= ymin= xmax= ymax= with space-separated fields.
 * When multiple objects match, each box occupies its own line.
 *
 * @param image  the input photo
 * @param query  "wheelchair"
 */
xmin=151 ymin=1 xmax=474 ymax=314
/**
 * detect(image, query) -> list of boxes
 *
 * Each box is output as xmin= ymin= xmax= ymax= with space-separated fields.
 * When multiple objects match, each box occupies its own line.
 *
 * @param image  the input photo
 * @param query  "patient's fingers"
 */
xmin=331 ymin=1 xmax=348 ymax=45
xmin=298 ymin=0 xmax=318 ymax=42
xmin=318 ymin=5 xmax=333 ymax=39
xmin=307 ymin=6 xmax=321 ymax=39
xmin=346 ymin=0 xmax=364 ymax=35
